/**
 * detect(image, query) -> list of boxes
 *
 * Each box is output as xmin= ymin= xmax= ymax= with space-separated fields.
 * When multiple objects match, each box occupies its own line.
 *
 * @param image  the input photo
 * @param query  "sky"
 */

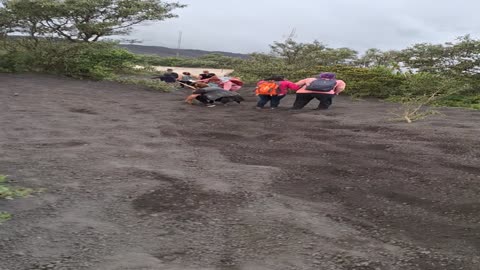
xmin=125 ymin=0 xmax=480 ymax=54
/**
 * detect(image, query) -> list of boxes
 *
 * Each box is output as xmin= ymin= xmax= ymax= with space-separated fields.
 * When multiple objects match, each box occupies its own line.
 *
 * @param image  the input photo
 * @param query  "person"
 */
xmin=198 ymin=74 xmax=223 ymax=88
xmin=153 ymin=68 xmax=179 ymax=83
xmin=221 ymin=76 xmax=243 ymax=91
xmin=291 ymin=72 xmax=346 ymax=110
xmin=185 ymin=83 xmax=244 ymax=107
xmin=255 ymin=76 xmax=298 ymax=109
xmin=164 ymin=68 xmax=179 ymax=82
xmin=190 ymin=87 xmax=217 ymax=107
xmin=179 ymin=72 xmax=194 ymax=87
xmin=199 ymin=70 xmax=214 ymax=80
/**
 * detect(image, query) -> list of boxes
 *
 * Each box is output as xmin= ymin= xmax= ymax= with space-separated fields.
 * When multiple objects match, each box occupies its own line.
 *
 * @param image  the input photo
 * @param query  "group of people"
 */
xmin=255 ymin=72 xmax=346 ymax=110
xmin=154 ymin=69 xmax=243 ymax=91
xmin=187 ymin=72 xmax=346 ymax=110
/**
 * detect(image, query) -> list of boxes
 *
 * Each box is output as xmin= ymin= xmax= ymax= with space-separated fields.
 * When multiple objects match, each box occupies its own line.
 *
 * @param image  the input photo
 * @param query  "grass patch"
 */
xmin=111 ymin=77 xmax=176 ymax=92
xmin=0 ymin=174 xmax=42 ymax=224
xmin=0 ymin=211 xmax=12 ymax=224
xmin=0 ymin=175 xmax=35 ymax=199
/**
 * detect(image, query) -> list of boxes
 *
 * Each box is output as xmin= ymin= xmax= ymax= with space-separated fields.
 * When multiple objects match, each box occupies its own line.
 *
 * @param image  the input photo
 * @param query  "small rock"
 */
xmin=14 ymin=93 xmax=19 ymax=96
xmin=356 ymin=262 xmax=370 ymax=267
xmin=13 ymin=251 xmax=26 ymax=256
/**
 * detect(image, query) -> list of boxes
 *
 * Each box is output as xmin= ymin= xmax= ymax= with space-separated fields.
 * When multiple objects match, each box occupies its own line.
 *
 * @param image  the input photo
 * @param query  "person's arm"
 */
xmin=285 ymin=81 xmax=300 ymax=91
xmin=295 ymin=79 xmax=308 ymax=90
xmin=334 ymin=80 xmax=346 ymax=95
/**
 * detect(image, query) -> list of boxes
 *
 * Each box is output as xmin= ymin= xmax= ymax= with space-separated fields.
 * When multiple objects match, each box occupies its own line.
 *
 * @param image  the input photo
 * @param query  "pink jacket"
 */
xmin=295 ymin=78 xmax=346 ymax=95
xmin=198 ymin=77 xmax=242 ymax=91
xmin=256 ymin=80 xmax=299 ymax=96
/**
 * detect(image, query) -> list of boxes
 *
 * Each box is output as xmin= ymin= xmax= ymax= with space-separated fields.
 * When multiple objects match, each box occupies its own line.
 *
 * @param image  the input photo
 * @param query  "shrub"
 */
xmin=111 ymin=77 xmax=175 ymax=92
xmin=0 ymin=38 xmax=139 ymax=79
xmin=137 ymin=53 xmax=243 ymax=69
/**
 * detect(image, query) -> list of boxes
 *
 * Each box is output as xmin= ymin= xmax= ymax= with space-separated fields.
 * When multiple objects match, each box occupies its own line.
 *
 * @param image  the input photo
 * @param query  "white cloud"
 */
xmin=126 ymin=0 xmax=480 ymax=53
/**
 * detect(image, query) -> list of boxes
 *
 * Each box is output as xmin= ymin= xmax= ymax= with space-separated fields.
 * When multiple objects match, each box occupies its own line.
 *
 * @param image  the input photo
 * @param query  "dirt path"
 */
xmin=1 ymin=74 xmax=479 ymax=270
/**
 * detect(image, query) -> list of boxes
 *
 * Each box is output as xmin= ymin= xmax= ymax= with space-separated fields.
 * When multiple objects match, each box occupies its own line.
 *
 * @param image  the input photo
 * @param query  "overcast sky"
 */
xmin=126 ymin=0 xmax=480 ymax=54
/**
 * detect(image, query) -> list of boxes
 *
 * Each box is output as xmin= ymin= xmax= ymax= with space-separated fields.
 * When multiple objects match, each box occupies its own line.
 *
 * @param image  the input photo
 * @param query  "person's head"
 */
xmin=194 ymin=82 xmax=209 ymax=89
xmin=183 ymin=72 xmax=190 ymax=75
xmin=167 ymin=68 xmax=173 ymax=73
xmin=202 ymin=70 xmax=209 ymax=74
xmin=318 ymin=72 xmax=336 ymax=80
xmin=264 ymin=75 xmax=285 ymax=81
xmin=209 ymin=75 xmax=220 ymax=82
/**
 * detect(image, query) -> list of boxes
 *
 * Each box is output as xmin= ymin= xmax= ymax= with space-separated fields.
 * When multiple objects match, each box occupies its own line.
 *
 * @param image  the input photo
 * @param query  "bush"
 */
xmin=111 ymin=77 xmax=175 ymax=92
xmin=0 ymin=38 xmax=139 ymax=79
xmin=137 ymin=53 xmax=243 ymax=69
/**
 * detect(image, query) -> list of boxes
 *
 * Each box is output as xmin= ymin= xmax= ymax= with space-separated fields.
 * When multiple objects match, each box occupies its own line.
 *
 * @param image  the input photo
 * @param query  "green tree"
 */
xmin=313 ymin=47 xmax=358 ymax=66
xmin=270 ymin=38 xmax=358 ymax=67
xmin=399 ymin=35 xmax=480 ymax=76
xmin=269 ymin=38 xmax=313 ymax=65
xmin=0 ymin=0 xmax=185 ymax=42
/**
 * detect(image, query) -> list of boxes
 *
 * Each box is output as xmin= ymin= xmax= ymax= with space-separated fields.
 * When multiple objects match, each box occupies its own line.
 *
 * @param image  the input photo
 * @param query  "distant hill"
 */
xmin=119 ymin=44 xmax=250 ymax=59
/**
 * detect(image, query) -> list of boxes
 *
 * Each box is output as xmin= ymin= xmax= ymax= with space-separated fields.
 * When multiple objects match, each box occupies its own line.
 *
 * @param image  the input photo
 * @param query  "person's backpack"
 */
xmin=255 ymin=81 xmax=280 ymax=96
xmin=305 ymin=79 xmax=337 ymax=92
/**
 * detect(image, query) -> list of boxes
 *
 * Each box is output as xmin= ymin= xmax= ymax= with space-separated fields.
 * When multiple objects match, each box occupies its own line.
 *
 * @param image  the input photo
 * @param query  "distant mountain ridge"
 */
xmin=119 ymin=44 xmax=249 ymax=59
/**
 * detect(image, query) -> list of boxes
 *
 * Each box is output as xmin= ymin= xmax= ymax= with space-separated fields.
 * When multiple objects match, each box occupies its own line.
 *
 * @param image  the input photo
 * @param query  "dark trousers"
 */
xmin=195 ymin=95 xmax=213 ymax=105
xmin=292 ymin=93 xmax=334 ymax=110
xmin=257 ymin=95 xmax=285 ymax=108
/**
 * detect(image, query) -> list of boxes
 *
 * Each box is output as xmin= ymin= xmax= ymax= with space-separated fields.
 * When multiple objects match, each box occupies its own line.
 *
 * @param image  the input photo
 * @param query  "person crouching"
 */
xmin=185 ymin=83 xmax=244 ymax=108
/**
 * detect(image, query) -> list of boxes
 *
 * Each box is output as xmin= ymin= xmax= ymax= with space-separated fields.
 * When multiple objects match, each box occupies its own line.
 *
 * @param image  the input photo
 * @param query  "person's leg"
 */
xmin=270 ymin=95 xmax=285 ymax=108
xmin=185 ymin=94 xmax=200 ymax=104
xmin=291 ymin=93 xmax=314 ymax=110
xmin=219 ymin=97 xmax=234 ymax=105
xmin=196 ymin=95 xmax=214 ymax=106
xmin=315 ymin=94 xmax=334 ymax=109
xmin=257 ymin=95 xmax=271 ymax=108
xmin=234 ymin=96 xmax=244 ymax=104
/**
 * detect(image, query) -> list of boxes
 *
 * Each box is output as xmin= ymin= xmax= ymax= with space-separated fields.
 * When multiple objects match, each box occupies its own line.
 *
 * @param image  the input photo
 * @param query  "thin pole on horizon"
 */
xmin=176 ymin=31 xmax=182 ymax=57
